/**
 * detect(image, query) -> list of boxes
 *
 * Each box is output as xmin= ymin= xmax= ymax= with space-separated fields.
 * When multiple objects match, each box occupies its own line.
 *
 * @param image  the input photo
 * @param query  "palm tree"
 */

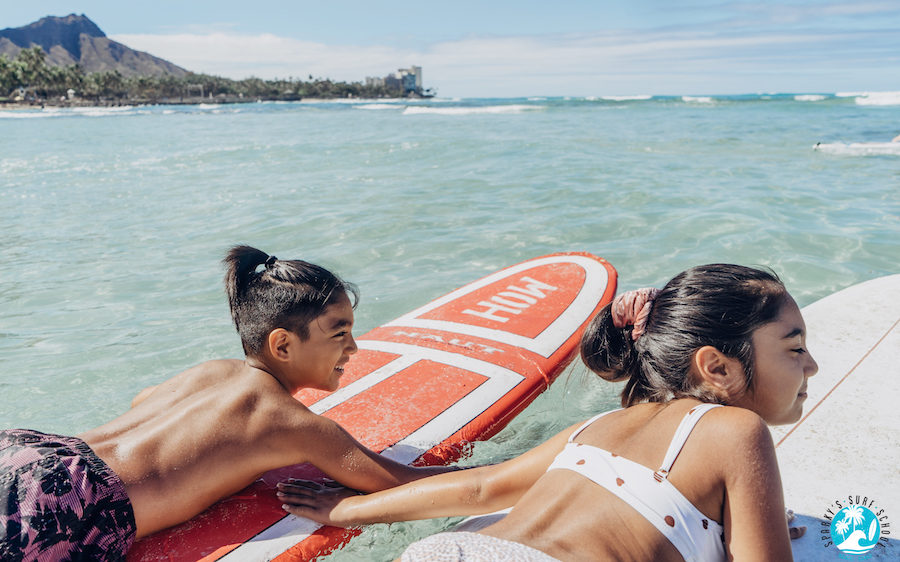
xmin=834 ymin=518 xmax=851 ymax=538
xmin=841 ymin=505 xmax=866 ymax=530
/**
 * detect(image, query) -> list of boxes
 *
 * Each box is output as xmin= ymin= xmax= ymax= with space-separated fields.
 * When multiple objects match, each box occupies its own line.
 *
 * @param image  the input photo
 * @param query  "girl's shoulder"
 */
xmin=700 ymin=405 xmax=770 ymax=438
xmin=694 ymin=406 xmax=778 ymax=473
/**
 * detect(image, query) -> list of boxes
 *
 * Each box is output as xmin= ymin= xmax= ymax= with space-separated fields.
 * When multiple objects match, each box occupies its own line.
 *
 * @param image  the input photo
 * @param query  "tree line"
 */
xmin=0 ymin=46 xmax=403 ymax=103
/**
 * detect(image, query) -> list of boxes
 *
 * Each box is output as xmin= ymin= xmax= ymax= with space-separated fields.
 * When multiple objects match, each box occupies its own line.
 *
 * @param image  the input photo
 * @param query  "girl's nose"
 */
xmin=805 ymin=352 xmax=819 ymax=377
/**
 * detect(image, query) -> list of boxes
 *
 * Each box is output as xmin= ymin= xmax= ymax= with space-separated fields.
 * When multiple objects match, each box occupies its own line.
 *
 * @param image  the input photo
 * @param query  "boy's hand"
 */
xmin=277 ymin=479 xmax=360 ymax=527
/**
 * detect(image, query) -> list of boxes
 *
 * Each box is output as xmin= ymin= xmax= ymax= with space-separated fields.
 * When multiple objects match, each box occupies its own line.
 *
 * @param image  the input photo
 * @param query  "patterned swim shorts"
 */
xmin=401 ymin=531 xmax=561 ymax=561
xmin=0 ymin=429 xmax=136 ymax=561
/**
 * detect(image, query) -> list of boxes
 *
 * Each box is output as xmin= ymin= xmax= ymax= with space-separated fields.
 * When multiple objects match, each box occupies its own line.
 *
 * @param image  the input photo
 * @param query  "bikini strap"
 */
xmin=568 ymin=409 xmax=621 ymax=442
xmin=654 ymin=403 xmax=723 ymax=482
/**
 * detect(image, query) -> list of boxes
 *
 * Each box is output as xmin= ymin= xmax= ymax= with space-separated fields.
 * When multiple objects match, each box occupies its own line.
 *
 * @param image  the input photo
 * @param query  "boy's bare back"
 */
xmin=78 ymin=360 xmax=324 ymax=537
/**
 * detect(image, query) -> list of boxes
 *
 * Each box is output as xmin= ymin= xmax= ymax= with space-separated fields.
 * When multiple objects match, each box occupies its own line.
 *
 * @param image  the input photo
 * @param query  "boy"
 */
xmin=0 ymin=246 xmax=450 ymax=560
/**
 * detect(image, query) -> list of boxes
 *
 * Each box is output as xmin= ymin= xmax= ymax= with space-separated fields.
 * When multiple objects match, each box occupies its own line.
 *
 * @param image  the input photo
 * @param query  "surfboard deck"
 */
xmin=772 ymin=274 xmax=900 ymax=561
xmin=127 ymin=253 xmax=617 ymax=561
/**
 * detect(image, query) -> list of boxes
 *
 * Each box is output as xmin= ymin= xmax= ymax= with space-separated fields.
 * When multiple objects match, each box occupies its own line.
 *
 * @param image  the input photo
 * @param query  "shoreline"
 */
xmin=0 ymin=92 xmax=433 ymax=110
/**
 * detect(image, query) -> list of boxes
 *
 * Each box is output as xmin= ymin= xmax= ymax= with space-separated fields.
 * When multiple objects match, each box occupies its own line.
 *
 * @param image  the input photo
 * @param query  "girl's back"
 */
xmin=481 ymin=399 xmax=772 ymax=561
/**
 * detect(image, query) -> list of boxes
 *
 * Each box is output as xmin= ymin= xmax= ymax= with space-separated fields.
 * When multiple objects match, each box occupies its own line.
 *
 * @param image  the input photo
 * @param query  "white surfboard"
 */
xmin=772 ymin=274 xmax=900 ymax=561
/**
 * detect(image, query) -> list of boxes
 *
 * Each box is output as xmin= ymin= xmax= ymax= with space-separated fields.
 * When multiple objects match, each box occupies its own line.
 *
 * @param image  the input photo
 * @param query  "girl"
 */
xmin=0 ymin=246 xmax=450 ymax=561
xmin=278 ymin=264 xmax=818 ymax=561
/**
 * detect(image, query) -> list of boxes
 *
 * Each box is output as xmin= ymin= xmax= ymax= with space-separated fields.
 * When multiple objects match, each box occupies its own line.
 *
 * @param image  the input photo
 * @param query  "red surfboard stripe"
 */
xmin=320 ymin=360 xmax=488 ymax=452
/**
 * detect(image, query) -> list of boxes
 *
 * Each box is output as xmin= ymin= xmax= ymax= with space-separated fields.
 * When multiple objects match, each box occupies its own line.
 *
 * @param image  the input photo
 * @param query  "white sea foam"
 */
xmin=402 ymin=104 xmax=542 ymax=116
xmin=814 ymin=142 xmax=900 ymax=156
xmin=70 ymin=106 xmax=138 ymax=117
xmin=601 ymin=95 xmax=653 ymax=101
xmin=0 ymin=110 xmax=50 ymax=119
xmin=854 ymin=91 xmax=900 ymax=106
xmin=355 ymin=104 xmax=403 ymax=110
xmin=0 ymin=105 xmax=138 ymax=119
xmin=795 ymin=94 xmax=826 ymax=102
xmin=682 ymin=96 xmax=714 ymax=103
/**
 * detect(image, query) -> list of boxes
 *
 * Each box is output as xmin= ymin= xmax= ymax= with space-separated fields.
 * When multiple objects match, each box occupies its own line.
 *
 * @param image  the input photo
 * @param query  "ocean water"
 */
xmin=1 ymin=92 xmax=899 ymax=559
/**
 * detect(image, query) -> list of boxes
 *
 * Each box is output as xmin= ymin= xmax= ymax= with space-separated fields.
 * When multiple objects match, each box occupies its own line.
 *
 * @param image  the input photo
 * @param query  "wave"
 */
xmin=402 ymin=104 xmax=543 ymax=116
xmin=682 ymin=96 xmax=714 ymax=104
xmin=0 ymin=105 xmax=140 ymax=119
xmin=600 ymin=95 xmax=653 ymax=101
xmin=0 ymin=110 xmax=52 ymax=119
xmin=854 ymin=91 xmax=900 ymax=106
xmin=355 ymin=104 xmax=403 ymax=110
xmin=814 ymin=142 xmax=900 ymax=156
xmin=795 ymin=94 xmax=827 ymax=102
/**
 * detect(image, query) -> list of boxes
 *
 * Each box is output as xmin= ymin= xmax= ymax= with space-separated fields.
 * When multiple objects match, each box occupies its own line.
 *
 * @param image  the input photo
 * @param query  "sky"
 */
xmin=4 ymin=1 xmax=900 ymax=98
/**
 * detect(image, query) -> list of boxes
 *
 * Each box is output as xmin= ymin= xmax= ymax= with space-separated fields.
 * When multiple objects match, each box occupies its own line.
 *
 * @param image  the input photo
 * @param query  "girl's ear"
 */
xmin=266 ymin=328 xmax=293 ymax=362
xmin=691 ymin=345 xmax=747 ymax=400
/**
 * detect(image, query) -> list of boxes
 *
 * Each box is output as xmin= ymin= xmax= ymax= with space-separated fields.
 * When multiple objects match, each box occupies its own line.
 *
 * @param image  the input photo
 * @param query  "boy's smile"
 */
xmin=289 ymin=294 xmax=358 ymax=392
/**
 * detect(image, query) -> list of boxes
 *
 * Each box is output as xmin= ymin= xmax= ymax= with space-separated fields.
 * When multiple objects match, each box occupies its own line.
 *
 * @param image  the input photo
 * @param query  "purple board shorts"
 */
xmin=0 ymin=429 xmax=136 ymax=561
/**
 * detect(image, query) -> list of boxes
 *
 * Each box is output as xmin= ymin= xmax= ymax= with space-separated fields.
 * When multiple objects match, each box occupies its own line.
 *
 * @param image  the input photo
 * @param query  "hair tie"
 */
xmin=264 ymin=255 xmax=278 ymax=268
xmin=611 ymin=288 xmax=660 ymax=341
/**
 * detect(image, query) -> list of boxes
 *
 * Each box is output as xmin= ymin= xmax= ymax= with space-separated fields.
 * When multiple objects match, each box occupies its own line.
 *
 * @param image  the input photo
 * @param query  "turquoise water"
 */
xmin=1 ymin=93 xmax=898 ymax=559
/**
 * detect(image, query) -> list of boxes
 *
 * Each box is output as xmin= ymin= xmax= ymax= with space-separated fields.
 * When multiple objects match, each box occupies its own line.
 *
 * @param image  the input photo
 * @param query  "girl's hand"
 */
xmin=786 ymin=508 xmax=807 ymax=540
xmin=277 ymin=479 xmax=360 ymax=527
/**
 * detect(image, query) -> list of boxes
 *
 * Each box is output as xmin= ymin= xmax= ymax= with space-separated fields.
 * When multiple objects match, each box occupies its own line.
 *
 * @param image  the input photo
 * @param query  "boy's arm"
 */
xmin=279 ymin=420 xmax=578 ymax=527
xmin=295 ymin=415 xmax=459 ymax=492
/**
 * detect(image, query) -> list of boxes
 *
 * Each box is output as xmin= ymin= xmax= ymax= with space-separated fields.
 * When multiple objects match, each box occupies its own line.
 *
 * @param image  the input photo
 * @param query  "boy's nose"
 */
xmin=346 ymin=335 xmax=358 ymax=355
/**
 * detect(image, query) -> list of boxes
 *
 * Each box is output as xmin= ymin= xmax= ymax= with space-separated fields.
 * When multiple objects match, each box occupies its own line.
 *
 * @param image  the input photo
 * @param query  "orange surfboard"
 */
xmin=128 ymin=253 xmax=617 ymax=561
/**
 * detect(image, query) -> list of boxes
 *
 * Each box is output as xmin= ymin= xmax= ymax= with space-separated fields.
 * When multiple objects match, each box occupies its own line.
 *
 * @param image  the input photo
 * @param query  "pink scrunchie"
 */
xmin=611 ymin=288 xmax=660 ymax=341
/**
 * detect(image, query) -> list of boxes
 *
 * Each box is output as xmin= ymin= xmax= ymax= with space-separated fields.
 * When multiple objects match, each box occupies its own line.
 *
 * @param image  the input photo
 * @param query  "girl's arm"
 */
xmin=278 ymin=420 xmax=579 ymax=527
xmin=719 ymin=410 xmax=794 ymax=561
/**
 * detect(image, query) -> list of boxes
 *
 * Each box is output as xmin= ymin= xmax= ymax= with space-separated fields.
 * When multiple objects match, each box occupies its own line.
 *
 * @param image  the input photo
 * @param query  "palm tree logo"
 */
xmin=830 ymin=504 xmax=881 ymax=555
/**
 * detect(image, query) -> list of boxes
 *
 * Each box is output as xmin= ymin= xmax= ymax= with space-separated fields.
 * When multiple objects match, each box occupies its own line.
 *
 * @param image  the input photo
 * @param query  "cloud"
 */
xmin=112 ymin=23 xmax=898 ymax=97
xmin=112 ymin=32 xmax=416 ymax=81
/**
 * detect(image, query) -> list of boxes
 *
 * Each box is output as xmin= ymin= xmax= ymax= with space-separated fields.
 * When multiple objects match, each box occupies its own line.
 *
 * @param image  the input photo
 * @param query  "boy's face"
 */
xmin=289 ymin=293 xmax=358 ymax=392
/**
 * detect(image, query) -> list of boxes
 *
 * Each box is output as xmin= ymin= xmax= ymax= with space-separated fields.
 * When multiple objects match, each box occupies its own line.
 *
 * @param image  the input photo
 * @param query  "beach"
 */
xmin=1 ymin=92 xmax=898 ymax=560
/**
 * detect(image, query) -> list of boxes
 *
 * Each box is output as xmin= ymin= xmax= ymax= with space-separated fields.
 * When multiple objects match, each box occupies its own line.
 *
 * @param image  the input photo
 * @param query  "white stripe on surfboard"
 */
xmin=218 ymin=342 xmax=527 ymax=561
xmin=385 ymin=255 xmax=610 ymax=357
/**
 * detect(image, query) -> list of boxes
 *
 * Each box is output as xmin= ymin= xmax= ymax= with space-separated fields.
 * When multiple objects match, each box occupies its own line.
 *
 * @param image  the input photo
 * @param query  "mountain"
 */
xmin=0 ymin=14 xmax=188 ymax=77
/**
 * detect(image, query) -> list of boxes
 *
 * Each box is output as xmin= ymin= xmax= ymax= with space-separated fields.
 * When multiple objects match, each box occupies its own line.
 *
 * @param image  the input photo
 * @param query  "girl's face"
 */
xmin=733 ymin=295 xmax=819 ymax=425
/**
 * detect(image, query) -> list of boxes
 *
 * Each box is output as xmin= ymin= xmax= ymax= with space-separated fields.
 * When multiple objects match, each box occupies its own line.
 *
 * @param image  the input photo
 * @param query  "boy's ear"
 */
xmin=266 ymin=328 xmax=293 ymax=361
xmin=691 ymin=345 xmax=747 ymax=399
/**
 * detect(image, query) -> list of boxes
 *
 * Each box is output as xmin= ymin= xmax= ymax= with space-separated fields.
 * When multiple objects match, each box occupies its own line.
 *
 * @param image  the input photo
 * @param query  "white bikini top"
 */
xmin=546 ymin=403 xmax=726 ymax=561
